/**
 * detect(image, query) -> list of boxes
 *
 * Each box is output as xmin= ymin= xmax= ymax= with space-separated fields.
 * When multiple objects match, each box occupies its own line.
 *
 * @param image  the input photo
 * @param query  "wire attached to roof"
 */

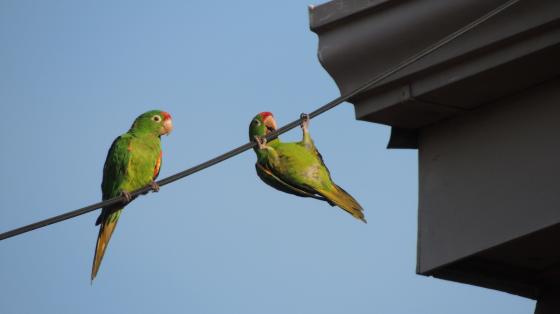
xmin=0 ymin=0 xmax=521 ymax=241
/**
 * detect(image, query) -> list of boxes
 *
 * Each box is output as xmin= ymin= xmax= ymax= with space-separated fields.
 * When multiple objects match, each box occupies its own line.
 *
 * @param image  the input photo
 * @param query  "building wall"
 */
xmin=418 ymin=78 xmax=560 ymax=273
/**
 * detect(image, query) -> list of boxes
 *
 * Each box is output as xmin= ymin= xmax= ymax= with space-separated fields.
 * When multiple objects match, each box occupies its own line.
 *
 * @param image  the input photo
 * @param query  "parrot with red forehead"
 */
xmin=91 ymin=110 xmax=173 ymax=281
xmin=249 ymin=112 xmax=366 ymax=223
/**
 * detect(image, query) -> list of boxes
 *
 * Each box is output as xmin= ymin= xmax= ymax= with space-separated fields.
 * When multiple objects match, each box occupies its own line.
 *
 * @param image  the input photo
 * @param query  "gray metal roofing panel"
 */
xmin=418 ymin=77 xmax=560 ymax=299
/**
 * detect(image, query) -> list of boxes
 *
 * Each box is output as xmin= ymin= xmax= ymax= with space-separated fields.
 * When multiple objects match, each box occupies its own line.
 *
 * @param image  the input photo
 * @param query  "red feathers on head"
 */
xmin=161 ymin=111 xmax=172 ymax=121
xmin=259 ymin=112 xmax=273 ymax=119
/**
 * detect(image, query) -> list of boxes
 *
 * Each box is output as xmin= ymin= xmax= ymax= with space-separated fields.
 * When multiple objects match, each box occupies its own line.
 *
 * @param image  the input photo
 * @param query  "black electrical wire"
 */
xmin=0 ymin=0 xmax=521 ymax=241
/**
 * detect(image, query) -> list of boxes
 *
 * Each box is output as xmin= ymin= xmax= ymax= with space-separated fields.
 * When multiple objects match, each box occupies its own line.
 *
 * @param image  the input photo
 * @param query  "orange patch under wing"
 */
xmin=153 ymin=151 xmax=162 ymax=179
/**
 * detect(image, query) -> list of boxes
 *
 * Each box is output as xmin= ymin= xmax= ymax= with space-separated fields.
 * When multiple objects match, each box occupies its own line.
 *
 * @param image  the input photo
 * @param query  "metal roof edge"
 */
xmin=309 ymin=0 xmax=560 ymax=135
xmin=309 ymin=0 xmax=397 ymax=32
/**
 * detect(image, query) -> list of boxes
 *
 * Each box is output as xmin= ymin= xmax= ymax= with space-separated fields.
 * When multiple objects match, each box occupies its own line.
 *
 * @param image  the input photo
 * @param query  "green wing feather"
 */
xmin=256 ymin=163 xmax=328 ymax=201
xmin=96 ymin=135 xmax=132 ymax=225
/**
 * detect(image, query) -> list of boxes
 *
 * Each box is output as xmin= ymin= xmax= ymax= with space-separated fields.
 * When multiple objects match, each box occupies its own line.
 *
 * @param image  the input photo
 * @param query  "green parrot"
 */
xmin=91 ymin=110 xmax=173 ymax=281
xmin=249 ymin=112 xmax=366 ymax=223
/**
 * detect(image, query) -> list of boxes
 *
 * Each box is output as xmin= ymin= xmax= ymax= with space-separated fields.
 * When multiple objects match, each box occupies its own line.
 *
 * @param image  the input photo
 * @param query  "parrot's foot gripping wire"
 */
xmin=253 ymin=135 xmax=267 ymax=150
xmin=121 ymin=191 xmax=132 ymax=203
xmin=150 ymin=181 xmax=160 ymax=193
xmin=300 ymin=113 xmax=310 ymax=130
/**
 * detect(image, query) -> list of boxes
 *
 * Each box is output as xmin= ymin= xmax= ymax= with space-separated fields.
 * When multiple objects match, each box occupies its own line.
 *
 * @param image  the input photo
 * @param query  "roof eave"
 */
xmin=310 ymin=0 xmax=560 ymax=148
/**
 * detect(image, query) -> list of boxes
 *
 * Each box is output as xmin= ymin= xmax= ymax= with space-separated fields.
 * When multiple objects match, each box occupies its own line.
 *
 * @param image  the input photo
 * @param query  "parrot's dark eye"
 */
xmin=253 ymin=119 xmax=261 ymax=126
xmin=152 ymin=115 xmax=162 ymax=123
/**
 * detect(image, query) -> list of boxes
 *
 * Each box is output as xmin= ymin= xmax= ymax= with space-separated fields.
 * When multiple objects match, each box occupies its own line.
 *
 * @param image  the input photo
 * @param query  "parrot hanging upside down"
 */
xmin=91 ymin=110 xmax=173 ymax=282
xmin=249 ymin=112 xmax=366 ymax=223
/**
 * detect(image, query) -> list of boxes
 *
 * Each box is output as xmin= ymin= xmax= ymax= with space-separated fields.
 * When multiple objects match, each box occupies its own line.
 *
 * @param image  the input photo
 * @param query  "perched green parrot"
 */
xmin=91 ymin=110 xmax=173 ymax=281
xmin=249 ymin=112 xmax=366 ymax=223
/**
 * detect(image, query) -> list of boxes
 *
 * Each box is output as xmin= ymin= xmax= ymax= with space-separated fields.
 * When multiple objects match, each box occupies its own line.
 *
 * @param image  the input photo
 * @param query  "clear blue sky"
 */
xmin=0 ymin=1 xmax=534 ymax=313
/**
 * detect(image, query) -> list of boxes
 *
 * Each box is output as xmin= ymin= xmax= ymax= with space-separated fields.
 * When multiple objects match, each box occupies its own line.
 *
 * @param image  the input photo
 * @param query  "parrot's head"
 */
xmin=131 ymin=110 xmax=173 ymax=136
xmin=249 ymin=112 xmax=277 ymax=141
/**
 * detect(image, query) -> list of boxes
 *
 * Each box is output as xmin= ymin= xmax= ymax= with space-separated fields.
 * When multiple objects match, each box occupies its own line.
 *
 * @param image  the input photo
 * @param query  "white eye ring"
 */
xmin=152 ymin=115 xmax=162 ymax=123
xmin=253 ymin=119 xmax=261 ymax=126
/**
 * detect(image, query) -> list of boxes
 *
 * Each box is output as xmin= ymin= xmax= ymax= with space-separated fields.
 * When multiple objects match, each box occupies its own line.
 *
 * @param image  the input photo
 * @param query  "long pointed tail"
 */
xmin=91 ymin=218 xmax=119 ymax=282
xmin=319 ymin=184 xmax=366 ymax=223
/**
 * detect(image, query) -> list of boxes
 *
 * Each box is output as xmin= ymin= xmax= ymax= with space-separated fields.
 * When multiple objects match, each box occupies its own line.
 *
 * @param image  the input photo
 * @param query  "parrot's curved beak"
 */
xmin=160 ymin=112 xmax=173 ymax=135
xmin=263 ymin=115 xmax=277 ymax=134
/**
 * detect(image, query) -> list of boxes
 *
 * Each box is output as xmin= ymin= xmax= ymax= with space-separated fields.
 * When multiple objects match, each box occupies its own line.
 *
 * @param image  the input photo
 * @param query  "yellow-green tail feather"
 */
xmin=91 ymin=218 xmax=119 ymax=282
xmin=319 ymin=185 xmax=366 ymax=223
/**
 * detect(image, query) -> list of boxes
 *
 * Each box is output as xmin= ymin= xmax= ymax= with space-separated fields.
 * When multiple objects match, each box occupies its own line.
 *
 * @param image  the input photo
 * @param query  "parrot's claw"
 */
xmin=150 ymin=181 xmax=160 ymax=193
xmin=300 ymin=113 xmax=310 ymax=130
xmin=121 ymin=191 xmax=132 ymax=203
xmin=254 ymin=135 xmax=267 ymax=149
